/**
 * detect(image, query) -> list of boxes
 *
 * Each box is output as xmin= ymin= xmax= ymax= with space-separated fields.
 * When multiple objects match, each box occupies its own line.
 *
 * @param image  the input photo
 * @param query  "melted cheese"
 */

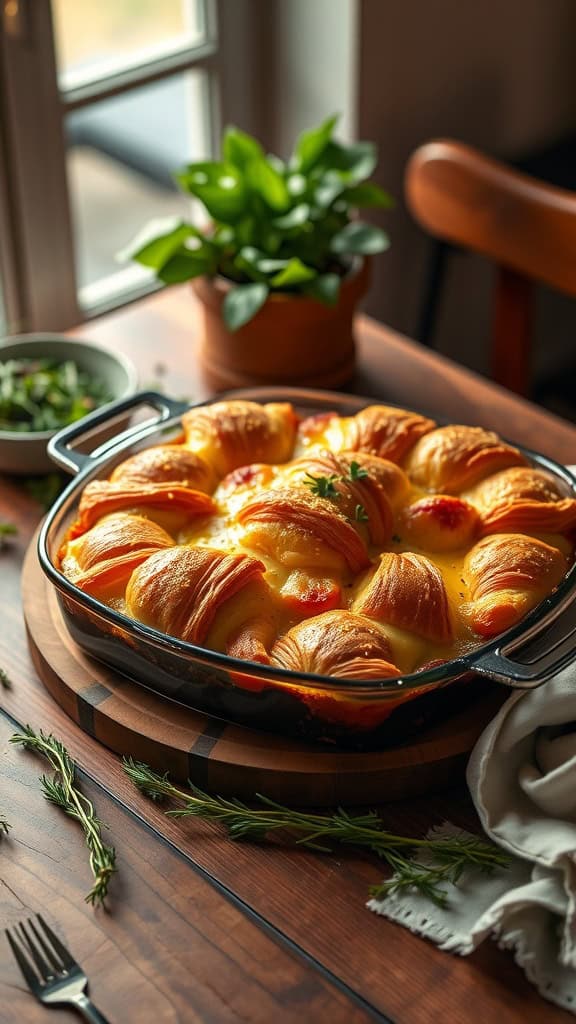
xmin=58 ymin=401 xmax=576 ymax=679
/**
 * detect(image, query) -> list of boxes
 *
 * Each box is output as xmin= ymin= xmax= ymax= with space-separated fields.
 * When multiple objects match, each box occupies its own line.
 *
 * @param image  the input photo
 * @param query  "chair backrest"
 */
xmin=405 ymin=139 xmax=576 ymax=394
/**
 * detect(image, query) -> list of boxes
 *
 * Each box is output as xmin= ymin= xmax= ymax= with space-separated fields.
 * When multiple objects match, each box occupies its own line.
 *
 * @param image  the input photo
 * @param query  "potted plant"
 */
xmin=122 ymin=114 xmax=392 ymax=390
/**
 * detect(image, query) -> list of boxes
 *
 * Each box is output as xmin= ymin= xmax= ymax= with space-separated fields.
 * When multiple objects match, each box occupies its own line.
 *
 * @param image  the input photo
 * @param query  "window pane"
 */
xmin=52 ymin=1 xmax=206 ymax=90
xmin=65 ymin=71 xmax=211 ymax=309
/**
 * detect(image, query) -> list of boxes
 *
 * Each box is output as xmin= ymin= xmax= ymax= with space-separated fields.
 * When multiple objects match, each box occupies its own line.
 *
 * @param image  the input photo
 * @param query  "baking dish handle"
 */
xmin=471 ymin=593 xmax=576 ymax=688
xmin=47 ymin=391 xmax=190 ymax=476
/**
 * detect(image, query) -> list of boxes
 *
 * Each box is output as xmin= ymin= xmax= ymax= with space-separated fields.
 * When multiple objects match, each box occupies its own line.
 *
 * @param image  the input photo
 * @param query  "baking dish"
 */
xmin=38 ymin=387 xmax=576 ymax=749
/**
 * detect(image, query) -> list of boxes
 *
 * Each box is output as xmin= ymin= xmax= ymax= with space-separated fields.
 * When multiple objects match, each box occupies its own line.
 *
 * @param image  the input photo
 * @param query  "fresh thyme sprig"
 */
xmin=123 ymin=759 xmax=508 ymax=907
xmin=11 ymin=726 xmax=116 ymax=906
xmin=303 ymin=471 xmax=340 ymax=500
xmin=346 ymin=461 xmax=368 ymax=482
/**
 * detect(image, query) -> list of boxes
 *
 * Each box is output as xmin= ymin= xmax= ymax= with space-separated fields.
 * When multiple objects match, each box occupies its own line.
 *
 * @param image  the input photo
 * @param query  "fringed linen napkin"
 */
xmin=368 ymin=665 xmax=576 ymax=1016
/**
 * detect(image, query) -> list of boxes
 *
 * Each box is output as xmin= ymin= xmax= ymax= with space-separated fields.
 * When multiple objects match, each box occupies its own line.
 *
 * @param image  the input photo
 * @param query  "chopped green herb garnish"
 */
xmin=0 ymin=523 xmax=16 ymax=548
xmin=303 ymin=472 xmax=340 ymax=500
xmin=354 ymin=504 xmax=369 ymax=522
xmin=346 ymin=460 xmax=368 ymax=482
xmin=0 ymin=358 xmax=112 ymax=432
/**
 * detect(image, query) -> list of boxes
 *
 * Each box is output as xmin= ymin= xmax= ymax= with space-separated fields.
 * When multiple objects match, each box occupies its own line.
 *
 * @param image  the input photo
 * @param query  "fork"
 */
xmin=5 ymin=914 xmax=110 ymax=1022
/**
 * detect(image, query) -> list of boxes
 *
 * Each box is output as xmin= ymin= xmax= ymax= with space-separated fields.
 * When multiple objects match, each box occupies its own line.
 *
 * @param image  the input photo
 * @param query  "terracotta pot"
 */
xmin=191 ymin=258 xmax=370 ymax=391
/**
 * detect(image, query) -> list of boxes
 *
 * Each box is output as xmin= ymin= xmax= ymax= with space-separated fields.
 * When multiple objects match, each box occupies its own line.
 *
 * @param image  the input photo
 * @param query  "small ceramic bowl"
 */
xmin=0 ymin=334 xmax=138 ymax=475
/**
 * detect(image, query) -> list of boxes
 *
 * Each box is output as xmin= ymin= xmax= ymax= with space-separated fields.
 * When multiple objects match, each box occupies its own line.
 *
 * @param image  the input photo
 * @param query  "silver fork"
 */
xmin=5 ymin=914 xmax=110 ymax=1022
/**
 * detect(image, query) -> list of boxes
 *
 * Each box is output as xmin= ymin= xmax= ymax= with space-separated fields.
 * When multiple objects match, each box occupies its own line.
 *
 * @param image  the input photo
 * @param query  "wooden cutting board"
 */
xmin=22 ymin=541 xmax=505 ymax=806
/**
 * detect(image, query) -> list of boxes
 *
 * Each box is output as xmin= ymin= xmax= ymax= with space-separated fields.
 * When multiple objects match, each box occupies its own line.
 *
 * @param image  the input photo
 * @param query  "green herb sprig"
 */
xmin=123 ymin=759 xmax=508 ymax=908
xmin=303 ymin=471 xmax=340 ymax=500
xmin=11 ymin=726 xmax=116 ymax=906
xmin=346 ymin=461 xmax=368 ymax=482
xmin=304 ymin=462 xmax=371 ymax=504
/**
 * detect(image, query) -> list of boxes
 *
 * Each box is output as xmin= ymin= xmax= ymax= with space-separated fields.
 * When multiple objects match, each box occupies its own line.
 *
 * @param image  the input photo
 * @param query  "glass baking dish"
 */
xmin=38 ymin=387 xmax=576 ymax=749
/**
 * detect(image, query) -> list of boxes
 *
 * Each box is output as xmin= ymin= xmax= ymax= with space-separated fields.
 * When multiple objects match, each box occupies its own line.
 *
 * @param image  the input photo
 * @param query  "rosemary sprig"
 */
xmin=303 ymin=471 xmax=340 ymax=500
xmin=11 ymin=726 xmax=116 ymax=906
xmin=123 ymin=759 xmax=508 ymax=907
xmin=370 ymin=841 xmax=498 ymax=908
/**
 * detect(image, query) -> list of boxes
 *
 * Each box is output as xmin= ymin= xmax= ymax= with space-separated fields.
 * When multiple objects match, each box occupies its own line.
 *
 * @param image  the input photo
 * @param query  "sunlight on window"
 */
xmin=52 ymin=1 xmax=204 ymax=89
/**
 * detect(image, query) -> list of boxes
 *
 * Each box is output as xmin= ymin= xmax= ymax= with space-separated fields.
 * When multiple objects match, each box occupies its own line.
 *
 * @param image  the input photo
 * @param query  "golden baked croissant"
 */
xmin=405 ymin=425 xmax=526 ymax=493
xmin=278 ymin=449 xmax=409 ymax=545
xmin=464 ymin=467 xmax=576 ymax=535
xmin=298 ymin=405 xmax=435 ymax=463
xmin=399 ymin=495 xmax=480 ymax=552
xmin=271 ymin=610 xmax=400 ymax=679
xmin=236 ymin=486 xmax=371 ymax=574
xmin=125 ymin=545 xmax=274 ymax=652
xmin=60 ymin=512 xmax=173 ymax=581
xmin=463 ymin=533 xmax=568 ymax=637
xmin=69 ymin=480 xmax=216 ymax=539
xmin=353 ymin=552 xmax=453 ymax=642
xmin=111 ymin=444 xmax=215 ymax=493
xmin=73 ymin=551 xmax=162 ymax=601
xmin=63 ymin=515 xmax=178 ymax=602
xmin=182 ymin=400 xmax=297 ymax=477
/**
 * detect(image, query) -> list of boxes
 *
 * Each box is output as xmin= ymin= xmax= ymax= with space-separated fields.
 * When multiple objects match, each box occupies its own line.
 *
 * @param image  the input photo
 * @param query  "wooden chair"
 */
xmin=405 ymin=139 xmax=576 ymax=395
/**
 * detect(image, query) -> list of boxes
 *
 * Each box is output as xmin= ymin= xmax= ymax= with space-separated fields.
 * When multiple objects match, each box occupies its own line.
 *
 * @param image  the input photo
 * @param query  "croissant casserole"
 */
xmin=59 ymin=399 xmax=575 ymax=684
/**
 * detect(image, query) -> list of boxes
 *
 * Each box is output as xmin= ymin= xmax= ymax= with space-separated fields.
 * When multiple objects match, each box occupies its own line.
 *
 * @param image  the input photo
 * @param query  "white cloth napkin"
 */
xmin=368 ymin=665 xmax=576 ymax=1016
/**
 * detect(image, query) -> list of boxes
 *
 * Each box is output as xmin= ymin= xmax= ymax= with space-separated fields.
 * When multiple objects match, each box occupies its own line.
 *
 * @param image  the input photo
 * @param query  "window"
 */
xmin=0 ymin=0 xmax=259 ymax=332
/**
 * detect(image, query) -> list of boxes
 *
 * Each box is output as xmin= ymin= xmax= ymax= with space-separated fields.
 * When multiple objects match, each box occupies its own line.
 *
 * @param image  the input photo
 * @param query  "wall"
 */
xmin=356 ymin=0 xmax=576 ymax=378
xmin=267 ymin=0 xmax=359 ymax=155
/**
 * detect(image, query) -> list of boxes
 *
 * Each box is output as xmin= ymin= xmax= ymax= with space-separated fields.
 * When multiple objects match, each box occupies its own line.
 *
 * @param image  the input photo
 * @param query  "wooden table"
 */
xmin=1 ymin=285 xmax=575 ymax=1023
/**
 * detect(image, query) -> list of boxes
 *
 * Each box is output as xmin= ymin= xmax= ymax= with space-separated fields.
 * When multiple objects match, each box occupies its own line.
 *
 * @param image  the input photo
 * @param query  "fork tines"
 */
xmin=5 ymin=914 xmax=75 ymax=990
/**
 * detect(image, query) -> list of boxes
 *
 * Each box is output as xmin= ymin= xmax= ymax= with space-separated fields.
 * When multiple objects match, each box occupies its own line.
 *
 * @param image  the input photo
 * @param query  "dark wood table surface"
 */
xmin=1 ymin=285 xmax=575 ymax=1023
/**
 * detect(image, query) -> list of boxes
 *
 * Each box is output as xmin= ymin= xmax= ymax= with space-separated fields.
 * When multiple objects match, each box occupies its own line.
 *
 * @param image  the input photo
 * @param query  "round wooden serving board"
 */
xmin=22 ymin=542 xmax=505 ymax=806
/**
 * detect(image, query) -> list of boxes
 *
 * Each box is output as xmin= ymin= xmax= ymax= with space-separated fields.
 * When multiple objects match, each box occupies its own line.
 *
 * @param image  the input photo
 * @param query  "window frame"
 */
xmin=0 ymin=0 xmax=260 ymax=332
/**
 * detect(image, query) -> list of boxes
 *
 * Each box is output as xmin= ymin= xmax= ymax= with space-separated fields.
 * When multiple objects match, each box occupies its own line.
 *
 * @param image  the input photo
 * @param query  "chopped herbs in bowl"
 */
xmin=0 ymin=358 xmax=113 ymax=433
xmin=0 ymin=335 xmax=138 ymax=475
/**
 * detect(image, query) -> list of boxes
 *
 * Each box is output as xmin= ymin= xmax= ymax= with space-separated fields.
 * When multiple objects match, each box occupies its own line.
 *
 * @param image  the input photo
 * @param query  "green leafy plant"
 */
xmin=122 ymin=114 xmax=392 ymax=331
